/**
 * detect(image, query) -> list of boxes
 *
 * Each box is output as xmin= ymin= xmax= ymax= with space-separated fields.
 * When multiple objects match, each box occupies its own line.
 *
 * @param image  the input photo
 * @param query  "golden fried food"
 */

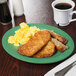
xmin=51 ymin=38 xmax=68 ymax=52
xmin=18 ymin=30 xmax=51 ymax=56
xmin=18 ymin=46 xmax=24 ymax=55
xmin=33 ymin=41 xmax=55 ymax=57
xmin=49 ymin=30 xmax=67 ymax=44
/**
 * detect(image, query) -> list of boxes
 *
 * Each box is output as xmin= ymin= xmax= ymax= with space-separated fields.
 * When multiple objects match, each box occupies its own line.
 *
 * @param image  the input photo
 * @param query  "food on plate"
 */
xmin=18 ymin=24 xmax=68 ymax=57
xmin=49 ymin=30 xmax=67 ymax=44
xmin=18 ymin=30 xmax=51 ymax=56
xmin=33 ymin=41 xmax=55 ymax=57
xmin=8 ymin=22 xmax=40 ymax=46
xmin=8 ymin=22 xmax=69 ymax=58
xmin=51 ymin=38 xmax=68 ymax=52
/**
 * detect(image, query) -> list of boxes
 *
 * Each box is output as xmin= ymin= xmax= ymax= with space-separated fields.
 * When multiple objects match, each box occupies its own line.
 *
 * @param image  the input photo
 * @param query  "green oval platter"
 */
xmin=2 ymin=24 xmax=74 ymax=64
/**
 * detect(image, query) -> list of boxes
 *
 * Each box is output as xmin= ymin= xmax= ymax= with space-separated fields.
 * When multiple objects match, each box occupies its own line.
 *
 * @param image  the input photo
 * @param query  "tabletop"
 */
xmin=0 ymin=0 xmax=76 ymax=76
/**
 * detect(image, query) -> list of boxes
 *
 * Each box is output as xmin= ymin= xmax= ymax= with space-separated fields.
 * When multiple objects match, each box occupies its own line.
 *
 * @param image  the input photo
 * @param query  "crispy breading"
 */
xmin=18 ymin=30 xmax=51 ymax=56
xmin=33 ymin=41 xmax=55 ymax=57
xmin=18 ymin=46 xmax=24 ymax=55
xmin=49 ymin=30 xmax=67 ymax=44
xmin=51 ymin=38 xmax=68 ymax=52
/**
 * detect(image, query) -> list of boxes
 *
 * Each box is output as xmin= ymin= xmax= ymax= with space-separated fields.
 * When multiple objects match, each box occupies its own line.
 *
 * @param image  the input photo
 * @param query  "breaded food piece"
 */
xmin=49 ymin=30 xmax=67 ymax=44
xmin=18 ymin=46 xmax=24 ymax=55
xmin=51 ymin=38 xmax=68 ymax=52
xmin=18 ymin=30 xmax=51 ymax=56
xmin=33 ymin=41 xmax=55 ymax=58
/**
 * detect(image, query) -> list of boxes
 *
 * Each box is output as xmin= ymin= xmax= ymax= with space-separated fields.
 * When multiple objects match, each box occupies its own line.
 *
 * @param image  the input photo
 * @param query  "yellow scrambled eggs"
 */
xmin=8 ymin=22 xmax=40 ymax=46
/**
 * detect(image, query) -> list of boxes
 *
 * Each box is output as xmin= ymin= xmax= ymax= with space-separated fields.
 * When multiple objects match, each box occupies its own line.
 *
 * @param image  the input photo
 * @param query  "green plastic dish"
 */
xmin=2 ymin=24 xmax=74 ymax=64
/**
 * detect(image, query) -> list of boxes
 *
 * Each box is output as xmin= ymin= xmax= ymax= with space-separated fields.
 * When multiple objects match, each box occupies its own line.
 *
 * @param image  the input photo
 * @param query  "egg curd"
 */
xmin=8 ymin=22 xmax=40 ymax=46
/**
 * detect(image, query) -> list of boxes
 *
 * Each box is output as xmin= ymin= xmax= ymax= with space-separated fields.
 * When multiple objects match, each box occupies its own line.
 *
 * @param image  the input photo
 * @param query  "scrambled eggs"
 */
xmin=8 ymin=22 xmax=40 ymax=46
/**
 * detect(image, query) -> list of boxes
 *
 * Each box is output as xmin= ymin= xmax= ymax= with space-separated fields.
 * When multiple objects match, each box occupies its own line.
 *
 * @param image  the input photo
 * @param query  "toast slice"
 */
xmin=49 ymin=30 xmax=67 ymax=44
xmin=33 ymin=41 xmax=55 ymax=58
xmin=51 ymin=38 xmax=68 ymax=52
xmin=18 ymin=30 xmax=51 ymax=56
